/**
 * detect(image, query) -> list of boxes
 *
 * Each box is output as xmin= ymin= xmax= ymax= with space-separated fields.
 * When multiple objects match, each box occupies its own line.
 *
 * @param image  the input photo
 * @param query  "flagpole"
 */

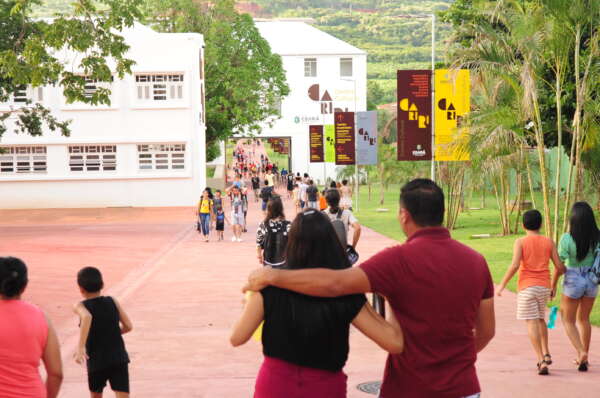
xmin=430 ymin=13 xmax=436 ymax=182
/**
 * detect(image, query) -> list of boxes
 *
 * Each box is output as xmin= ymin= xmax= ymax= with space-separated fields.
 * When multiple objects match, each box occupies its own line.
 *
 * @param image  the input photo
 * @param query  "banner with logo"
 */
xmin=281 ymin=138 xmax=290 ymax=155
xmin=397 ymin=70 xmax=432 ymax=161
xmin=435 ymin=69 xmax=470 ymax=161
xmin=356 ymin=111 xmax=378 ymax=165
xmin=334 ymin=112 xmax=355 ymax=165
xmin=309 ymin=125 xmax=324 ymax=163
xmin=324 ymin=125 xmax=335 ymax=163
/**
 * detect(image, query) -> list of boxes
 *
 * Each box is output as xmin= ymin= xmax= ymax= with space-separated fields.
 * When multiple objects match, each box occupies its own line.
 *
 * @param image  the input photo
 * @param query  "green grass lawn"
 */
xmin=353 ymin=183 xmax=600 ymax=326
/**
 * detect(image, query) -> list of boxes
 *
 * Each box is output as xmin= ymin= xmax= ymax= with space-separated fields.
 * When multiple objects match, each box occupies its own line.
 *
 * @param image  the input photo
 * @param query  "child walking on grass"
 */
xmin=73 ymin=267 xmax=133 ymax=398
xmin=497 ymin=210 xmax=565 ymax=375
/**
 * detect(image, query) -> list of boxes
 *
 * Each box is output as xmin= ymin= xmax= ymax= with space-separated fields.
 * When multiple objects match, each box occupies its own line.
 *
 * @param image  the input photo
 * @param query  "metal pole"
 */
xmin=354 ymin=79 xmax=359 ymax=212
xmin=430 ymin=13 xmax=436 ymax=182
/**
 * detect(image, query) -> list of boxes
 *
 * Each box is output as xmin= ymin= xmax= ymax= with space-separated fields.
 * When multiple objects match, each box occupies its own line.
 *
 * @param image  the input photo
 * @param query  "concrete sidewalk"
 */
xmin=0 ymin=199 xmax=598 ymax=397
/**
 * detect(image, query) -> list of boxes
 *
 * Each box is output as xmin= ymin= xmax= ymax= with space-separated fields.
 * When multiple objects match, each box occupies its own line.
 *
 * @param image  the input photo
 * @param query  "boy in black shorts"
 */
xmin=215 ymin=207 xmax=230 ymax=241
xmin=73 ymin=267 xmax=133 ymax=398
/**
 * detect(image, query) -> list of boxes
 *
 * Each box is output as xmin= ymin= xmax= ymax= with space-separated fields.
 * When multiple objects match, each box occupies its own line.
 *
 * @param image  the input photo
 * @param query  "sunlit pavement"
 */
xmin=0 ymin=199 xmax=597 ymax=397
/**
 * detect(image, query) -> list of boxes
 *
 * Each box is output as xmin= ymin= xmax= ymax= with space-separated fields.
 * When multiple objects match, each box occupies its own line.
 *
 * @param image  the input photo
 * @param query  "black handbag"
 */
xmin=346 ymin=245 xmax=359 ymax=265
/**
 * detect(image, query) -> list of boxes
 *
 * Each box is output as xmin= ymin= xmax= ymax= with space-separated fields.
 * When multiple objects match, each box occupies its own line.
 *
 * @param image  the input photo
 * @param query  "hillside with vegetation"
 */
xmin=33 ymin=0 xmax=453 ymax=106
xmin=249 ymin=0 xmax=453 ymax=105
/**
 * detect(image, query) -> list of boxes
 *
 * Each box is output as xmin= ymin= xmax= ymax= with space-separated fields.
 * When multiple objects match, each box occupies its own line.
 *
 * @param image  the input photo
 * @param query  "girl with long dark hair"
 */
xmin=557 ymin=202 xmax=600 ymax=371
xmin=231 ymin=209 xmax=403 ymax=398
xmin=256 ymin=196 xmax=290 ymax=267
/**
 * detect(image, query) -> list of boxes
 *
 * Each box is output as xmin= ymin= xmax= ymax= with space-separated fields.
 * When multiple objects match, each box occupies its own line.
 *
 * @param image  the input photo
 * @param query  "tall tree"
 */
xmin=0 ymin=0 xmax=142 ymax=138
xmin=143 ymin=0 xmax=290 ymax=161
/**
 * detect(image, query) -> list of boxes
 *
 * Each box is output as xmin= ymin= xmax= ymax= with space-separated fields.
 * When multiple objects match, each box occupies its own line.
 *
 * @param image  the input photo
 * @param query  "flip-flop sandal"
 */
xmin=577 ymin=360 xmax=589 ymax=372
xmin=537 ymin=362 xmax=550 ymax=376
xmin=543 ymin=354 xmax=552 ymax=365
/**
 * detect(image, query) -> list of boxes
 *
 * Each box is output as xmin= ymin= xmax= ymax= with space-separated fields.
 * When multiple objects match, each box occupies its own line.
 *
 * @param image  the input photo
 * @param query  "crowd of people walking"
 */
xmin=1 ymin=173 xmax=598 ymax=398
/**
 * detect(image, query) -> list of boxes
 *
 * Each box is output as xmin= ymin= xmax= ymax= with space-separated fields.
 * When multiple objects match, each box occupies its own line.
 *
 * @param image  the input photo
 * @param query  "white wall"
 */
xmin=0 ymin=29 xmax=206 ymax=209
xmin=257 ymin=53 xmax=367 ymax=182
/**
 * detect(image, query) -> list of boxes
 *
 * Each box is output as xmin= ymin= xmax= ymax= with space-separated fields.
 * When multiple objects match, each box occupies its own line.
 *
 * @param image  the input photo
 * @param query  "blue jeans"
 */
xmin=563 ymin=266 xmax=599 ymax=299
xmin=199 ymin=213 xmax=211 ymax=236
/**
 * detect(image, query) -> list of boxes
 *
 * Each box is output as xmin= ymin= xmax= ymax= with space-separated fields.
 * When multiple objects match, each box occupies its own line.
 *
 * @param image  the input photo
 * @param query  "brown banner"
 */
xmin=309 ymin=125 xmax=324 ymax=163
xmin=397 ymin=70 xmax=432 ymax=161
xmin=334 ymin=112 xmax=356 ymax=165
xmin=281 ymin=138 xmax=290 ymax=155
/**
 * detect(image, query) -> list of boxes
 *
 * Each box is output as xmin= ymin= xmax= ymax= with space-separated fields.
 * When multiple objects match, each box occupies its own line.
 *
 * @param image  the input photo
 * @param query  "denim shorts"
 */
xmin=563 ymin=267 xmax=599 ymax=299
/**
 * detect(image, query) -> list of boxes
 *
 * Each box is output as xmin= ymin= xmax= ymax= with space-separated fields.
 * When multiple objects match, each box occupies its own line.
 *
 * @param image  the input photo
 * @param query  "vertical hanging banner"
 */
xmin=281 ymin=138 xmax=290 ymax=155
xmin=309 ymin=125 xmax=324 ymax=163
xmin=435 ymin=69 xmax=471 ymax=161
xmin=334 ymin=112 xmax=356 ymax=165
xmin=397 ymin=70 xmax=432 ymax=161
xmin=356 ymin=111 xmax=378 ymax=165
xmin=324 ymin=125 xmax=335 ymax=163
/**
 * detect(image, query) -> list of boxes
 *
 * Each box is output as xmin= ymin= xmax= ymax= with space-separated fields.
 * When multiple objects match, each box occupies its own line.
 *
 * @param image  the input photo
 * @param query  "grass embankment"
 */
xmin=353 ymin=184 xmax=600 ymax=326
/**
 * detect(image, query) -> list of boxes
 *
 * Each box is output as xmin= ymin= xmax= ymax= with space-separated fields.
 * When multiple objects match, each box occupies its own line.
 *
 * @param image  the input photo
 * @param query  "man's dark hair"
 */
xmin=400 ymin=179 xmax=445 ymax=227
xmin=77 ymin=266 xmax=104 ymax=293
xmin=523 ymin=210 xmax=543 ymax=231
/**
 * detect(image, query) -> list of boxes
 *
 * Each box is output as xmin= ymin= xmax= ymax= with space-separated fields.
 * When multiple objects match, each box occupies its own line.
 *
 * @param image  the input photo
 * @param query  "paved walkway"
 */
xmin=0 ymin=198 xmax=598 ymax=397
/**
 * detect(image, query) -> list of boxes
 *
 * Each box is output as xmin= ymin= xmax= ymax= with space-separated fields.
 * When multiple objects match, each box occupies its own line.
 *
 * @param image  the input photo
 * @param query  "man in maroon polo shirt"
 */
xmin=244 ymin=179 xmax=495 ymax=398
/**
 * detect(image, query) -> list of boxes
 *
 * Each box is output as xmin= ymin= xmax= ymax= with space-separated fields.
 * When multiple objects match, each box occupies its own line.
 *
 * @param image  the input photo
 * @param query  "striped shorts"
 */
xmin=517 ymin=286 xmax=551 ymax=320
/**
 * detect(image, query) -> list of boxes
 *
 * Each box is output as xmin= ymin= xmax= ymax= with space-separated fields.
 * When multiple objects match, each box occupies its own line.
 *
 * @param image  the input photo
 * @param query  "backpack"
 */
xmin=329 ymin=209 xmax=348 ymax=249
xmin=263 ymin=220 xmax=290 ymax=267
xmin=589 ymin=246 xmax=600 ymax=285
xmin=260 ymin=186 xmax=273 ymax=202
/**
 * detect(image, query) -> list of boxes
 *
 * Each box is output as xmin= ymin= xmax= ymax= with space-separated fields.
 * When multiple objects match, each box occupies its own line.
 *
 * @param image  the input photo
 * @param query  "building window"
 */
xmin=199 ymin=50 xmax=204 ymax=80
xmin=138 ymin=144 xmax=186 ymax=170
xmin=3 ymin=85 xmax=44 ymax=106
xmin=304 ymin=58 xmax=317 ymax=77
xmin=82 ymin=76 xmax=114 ymax=99
xmin=340 ymin=58 xmax=353 ymax=77
xmin=200 ymin=84 xmax=205 ymax=124
xmin=0 ymin=146 xmax=47 ymax=174
xmin=135 ymin=74 xmax=184 ymax=101
xmin=69 ymin=145 xmax=117 ymax=172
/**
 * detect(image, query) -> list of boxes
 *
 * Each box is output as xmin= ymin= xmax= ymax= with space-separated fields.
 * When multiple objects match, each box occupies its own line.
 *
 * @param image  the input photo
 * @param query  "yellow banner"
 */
xmin=434 ymin=69 xmax=470 ymax=161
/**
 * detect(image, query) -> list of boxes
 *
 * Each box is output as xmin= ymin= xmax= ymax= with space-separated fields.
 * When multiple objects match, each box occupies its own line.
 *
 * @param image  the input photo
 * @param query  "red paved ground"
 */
xmin=0 ymin=198 xmax=598 ymax=397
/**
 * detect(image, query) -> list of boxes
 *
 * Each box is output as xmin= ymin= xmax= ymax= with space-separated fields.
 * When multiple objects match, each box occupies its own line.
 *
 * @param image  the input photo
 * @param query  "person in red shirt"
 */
xmin=244 ymin=179 xmax=495 ymax=398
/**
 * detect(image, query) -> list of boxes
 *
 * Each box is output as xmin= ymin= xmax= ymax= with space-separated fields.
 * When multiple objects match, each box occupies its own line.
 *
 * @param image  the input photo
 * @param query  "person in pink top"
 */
xmin=0 ymin=257 xmax=63 ymax=398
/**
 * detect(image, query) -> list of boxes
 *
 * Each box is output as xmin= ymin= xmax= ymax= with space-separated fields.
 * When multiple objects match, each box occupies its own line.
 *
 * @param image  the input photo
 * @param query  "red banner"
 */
xmin=397 ymin=70 xmax=432 ymax=161
xmin=309 ymin=125 xmax=324 ymax=162
xmin=334 ymin=112 xmax=355 ymax=165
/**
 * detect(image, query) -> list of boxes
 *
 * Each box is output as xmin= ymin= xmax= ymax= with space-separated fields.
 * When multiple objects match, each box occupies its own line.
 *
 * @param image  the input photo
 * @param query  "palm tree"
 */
xmin=458 ymin=71 xmax=530 ymax=235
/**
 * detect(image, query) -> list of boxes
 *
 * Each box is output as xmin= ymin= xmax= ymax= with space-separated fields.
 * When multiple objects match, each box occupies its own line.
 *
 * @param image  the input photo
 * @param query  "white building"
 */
xmin=0 ymin=23 xmax=206 ymax=209
xmin=231 ymin=21 xmax=367 ymax=181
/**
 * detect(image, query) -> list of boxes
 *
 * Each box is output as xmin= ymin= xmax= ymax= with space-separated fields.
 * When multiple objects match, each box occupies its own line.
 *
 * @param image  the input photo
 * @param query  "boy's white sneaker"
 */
xmin=237 ymin=238 xmax=243 ymax=242
xmin=231 ymin=236 xmax=236 ymax=242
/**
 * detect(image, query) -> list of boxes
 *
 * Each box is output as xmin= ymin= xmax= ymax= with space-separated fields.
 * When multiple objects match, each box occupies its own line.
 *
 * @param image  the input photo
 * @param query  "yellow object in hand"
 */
xmin=245 ymin=291 xmax=264 ymax=342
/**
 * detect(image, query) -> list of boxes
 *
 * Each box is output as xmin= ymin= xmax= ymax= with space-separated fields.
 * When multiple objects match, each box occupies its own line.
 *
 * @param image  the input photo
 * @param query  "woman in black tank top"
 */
xmin=230 ymin=209 xmax=404 ymax=398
